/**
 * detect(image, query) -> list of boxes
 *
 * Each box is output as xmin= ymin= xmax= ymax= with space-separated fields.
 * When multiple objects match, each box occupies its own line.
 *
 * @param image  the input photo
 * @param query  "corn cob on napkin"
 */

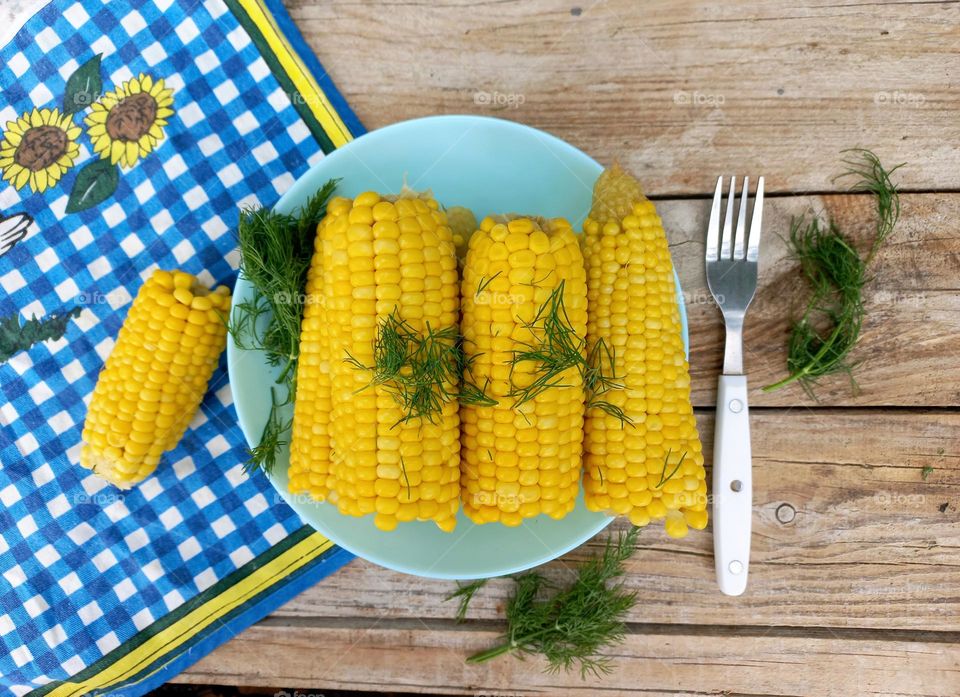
xmin=0 ymin=0 xmax=362 ymax=693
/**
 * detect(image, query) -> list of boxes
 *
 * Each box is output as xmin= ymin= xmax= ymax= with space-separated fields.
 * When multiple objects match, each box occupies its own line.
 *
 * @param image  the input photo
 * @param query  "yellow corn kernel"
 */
xmin=289 ymin=191 xmax=461 ymax=532
xmin=460 ymin=216 xmax=587 ymax=525
xmin=683 ymin=507 xmax=708 ymax=530
xmin=288 ymin=200 xmax=336 ymax=502
xmin=582 ymin=164 xmax=707 ymax=536
xmin=80 ymin=270 xmax=229 ymax=488
xmin=664 ymin=510 xmax=688 ymax=539
xmin=446 ymin=205 xmax=477 ymax=266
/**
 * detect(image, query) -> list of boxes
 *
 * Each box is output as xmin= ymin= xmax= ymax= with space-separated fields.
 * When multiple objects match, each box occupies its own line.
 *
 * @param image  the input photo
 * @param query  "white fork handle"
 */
xmin=712 ymin=374 xmax=752 ymax=596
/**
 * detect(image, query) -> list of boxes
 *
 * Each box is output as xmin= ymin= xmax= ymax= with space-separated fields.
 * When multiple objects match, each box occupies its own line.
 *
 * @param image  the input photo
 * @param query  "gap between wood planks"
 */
xmin=253 ymin=615 xmax=960 ymax=645
xmin=693 ymin=406 xmax=960 ymax=413
xmin=176 ymin=618 xmax=960 ymax=695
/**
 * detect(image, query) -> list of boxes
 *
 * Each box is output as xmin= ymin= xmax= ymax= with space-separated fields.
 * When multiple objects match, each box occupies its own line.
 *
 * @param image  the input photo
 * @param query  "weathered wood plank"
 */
xmin=174 ymin=621 xmax=960 ymax=696
xmin=660 ymin=192 xmax=960 ymax=407
xmin=271 ymin=411 xmax=960 ymax=630
xmin=287 ymin=0 xmax=960 ymax=195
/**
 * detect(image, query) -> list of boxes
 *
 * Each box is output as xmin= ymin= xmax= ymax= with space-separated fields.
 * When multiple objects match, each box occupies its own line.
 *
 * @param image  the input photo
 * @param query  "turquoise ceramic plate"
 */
xmin=228 ymin=115 xmax=689 ymax=579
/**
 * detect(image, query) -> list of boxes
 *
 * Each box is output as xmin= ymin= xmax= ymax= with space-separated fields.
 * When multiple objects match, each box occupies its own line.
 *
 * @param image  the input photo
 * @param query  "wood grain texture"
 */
xmin=286 ymin=0 xmax=960 ymax=196
xmin=176 ymin=621 xmax=960 ymax=696
xmin=170 ymin=1 xmax=960 ymax=691
xmin=660 ymin=193 xmax=960 ymax=407
xmin=263 ymin=411 xmax=960 ymax=631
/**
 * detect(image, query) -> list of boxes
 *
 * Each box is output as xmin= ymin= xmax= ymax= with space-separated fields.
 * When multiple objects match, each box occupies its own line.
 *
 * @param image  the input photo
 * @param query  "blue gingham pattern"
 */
xmin=0 ymin=0 xmax=346 ymax=691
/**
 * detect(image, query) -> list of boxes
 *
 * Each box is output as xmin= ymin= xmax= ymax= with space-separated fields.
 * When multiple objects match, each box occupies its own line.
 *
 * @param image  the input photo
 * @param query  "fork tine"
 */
xmin=706 ymin=176 xmax=723 ymax=262
xmin=733 ymin=176 xmax=749 ymax=259
xmin=747 ymin=176 xmax=764 ymax=262
xmin=720 ymin=177 xmax=735 ymax=259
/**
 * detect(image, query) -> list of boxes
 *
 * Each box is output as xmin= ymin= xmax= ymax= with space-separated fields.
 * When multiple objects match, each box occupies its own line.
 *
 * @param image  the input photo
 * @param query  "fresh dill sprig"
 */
xmin=526 ymin=269 xmax=555 ymax=288
xmin=584 ymin=338 xmax=621 ymax=395
xmin=508 ymin=281 xmax=585 ymax=407
xmin=399 ymin=456 xmax=412 ymax=499
xmin=229 ymin=178 xmax=339 ymax=473
xmin=506 ymin=283 xmax=632 ymax=428
xmin=466 ymin=526 xmax=640 ymax=678
xmin=476 ymin=270 xmax=502 ymax=297
xmin=346 ymin=311 xmax=463 ymax=425
xmin=456 ymin=341 xmax=498 ymax=408
xmin=458 ymin=375 xmax=498 ymax=407
xmin=764 ymin=217 xmax=866 ymax=397
xmin=245 ymin=387 xmax=292 ymax=476
xmin=835 ymin=148 xmax=903 ymax=265
xmin=763 ymin=150 xmax=903 ymax=397
xmin=446 ymin=578 xmax=488 ymax=623
xmin=584 ymin=338 xmax=634 ymax=427
xmin=655 ymin=449 xmax=687 ymax=488
xmin=349 ymin=312 xmax=498 ymax=417
xmin=230 ymin=179 xmax=338 ymax=380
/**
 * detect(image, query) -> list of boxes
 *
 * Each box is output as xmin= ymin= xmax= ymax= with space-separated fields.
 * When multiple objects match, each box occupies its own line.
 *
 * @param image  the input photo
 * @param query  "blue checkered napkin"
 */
xmin=0 ymin=0 xmax=360 ymax=693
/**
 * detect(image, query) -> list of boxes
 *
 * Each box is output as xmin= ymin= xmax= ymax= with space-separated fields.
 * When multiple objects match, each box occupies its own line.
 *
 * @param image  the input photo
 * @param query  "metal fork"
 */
xmin=705 ymin=175 xmax=764 ymax=596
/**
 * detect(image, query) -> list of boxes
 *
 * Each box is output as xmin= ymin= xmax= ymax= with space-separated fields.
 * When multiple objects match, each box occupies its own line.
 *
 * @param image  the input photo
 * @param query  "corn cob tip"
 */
xmin=382 ymin=176 xmax=435 ymax=202
xmin=79 ymin=449 xmax=139 ymax=490
xmin=589 ymin=162 xmax=647 ymax=225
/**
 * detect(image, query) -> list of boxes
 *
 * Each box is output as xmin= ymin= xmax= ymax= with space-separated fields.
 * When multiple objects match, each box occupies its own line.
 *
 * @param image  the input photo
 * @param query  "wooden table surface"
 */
xmin=177 ymin=1 xmax=960 ymax=694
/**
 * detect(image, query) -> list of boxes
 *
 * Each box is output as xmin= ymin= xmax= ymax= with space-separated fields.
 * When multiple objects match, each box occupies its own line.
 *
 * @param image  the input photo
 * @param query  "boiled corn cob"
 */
xmin=581 ymin=164 xmax=707 ymax=538
xmin=80 ymin=270 xmax=230 ymax=488
xmin=289 ymin=191 xmax=461 ymax=532
xmin=460 ymin=216 xmax=587 ymax=526
xmin=287 ymin=200 xmax=335 ymax=504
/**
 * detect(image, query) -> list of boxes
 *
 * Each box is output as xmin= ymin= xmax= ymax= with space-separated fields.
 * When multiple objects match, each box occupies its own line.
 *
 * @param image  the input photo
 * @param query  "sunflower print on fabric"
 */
xmin=85 ymin=73 xmax=174 ymax=168
xmin=0 ymin=107 xmax=81 ymax=193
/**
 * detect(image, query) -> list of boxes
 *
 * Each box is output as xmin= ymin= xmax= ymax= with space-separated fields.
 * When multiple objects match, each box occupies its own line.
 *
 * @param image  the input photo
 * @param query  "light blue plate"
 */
xmin=228 ymin=115 xmax=689 ymax=579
